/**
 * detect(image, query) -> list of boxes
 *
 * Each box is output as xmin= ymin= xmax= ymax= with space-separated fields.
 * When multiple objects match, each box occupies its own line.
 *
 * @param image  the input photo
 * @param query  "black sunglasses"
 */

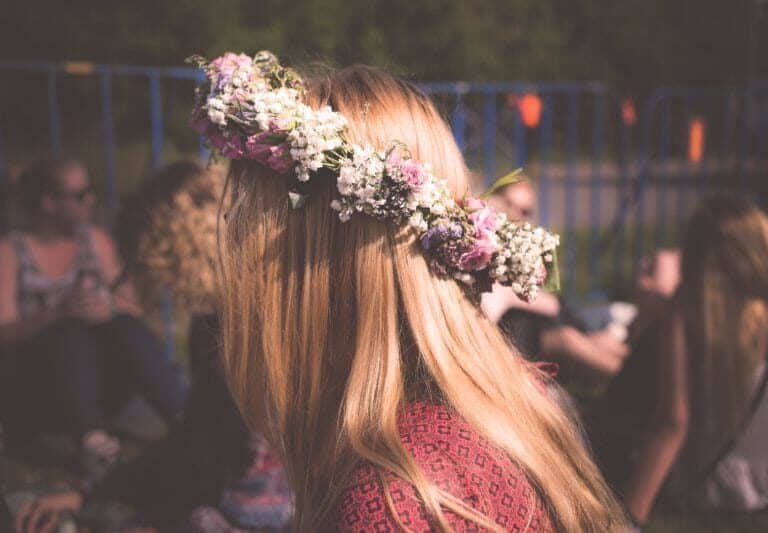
xmin=56 ymin=186 xmax=94 ymax=202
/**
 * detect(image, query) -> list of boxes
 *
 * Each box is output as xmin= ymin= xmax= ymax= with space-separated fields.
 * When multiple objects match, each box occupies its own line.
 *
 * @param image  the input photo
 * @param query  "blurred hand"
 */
xmin=636 ymin=249 xmax=681 ymax=299
xmin=62 ymin=287 xmax=113 ymax=324
xmin=14 ymin=491 xmax=82 ymax=533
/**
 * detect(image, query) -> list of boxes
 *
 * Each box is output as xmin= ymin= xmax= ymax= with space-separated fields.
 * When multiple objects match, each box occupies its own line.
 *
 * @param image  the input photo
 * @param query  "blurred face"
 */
xmin=496 ymin=181 xmax=536 ymax=221
xmin=42 ymin=164 xmax=95 ymax=227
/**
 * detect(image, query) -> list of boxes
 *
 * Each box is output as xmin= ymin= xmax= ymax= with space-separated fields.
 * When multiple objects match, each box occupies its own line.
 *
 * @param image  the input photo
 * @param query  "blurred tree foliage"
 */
xmin=0 ymin=0 xmax=764 ymax=193
xmin=1 ymin=0 xmax=764 ymax=88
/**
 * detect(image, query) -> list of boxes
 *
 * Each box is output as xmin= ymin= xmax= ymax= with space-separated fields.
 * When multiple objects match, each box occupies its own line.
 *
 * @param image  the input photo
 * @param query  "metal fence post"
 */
xmin=149 ymin=72 xmax=164 ymax=169
xmin=589 ymin=92 xmax=604 ymax=296
xmin=482 ymin=90 xmax=496 ymax=187
xmin=564 ymin=92 xmax=580 ymax=298
xmin=148 ymin=70 xmax=175 ymax=360
xmin=614 ymin=112 xmax=632 ymax=290
xmin=678 ymin=95 xmax=694 ymax=239
xmin=99 ymin=69 xmax=117 ymax=224
xmin=452 ymin=86 xmax=467 ymax=153
xmin=538 ymin=92 xmax=553 ymax=228
xmin=655 ymin=98 xmax=671 ymax=248
xmin=634 ymin=92 xmax=661 ymax=269
xmin=47 ymin=68 xmax=62 ymax=156
xmin=513 ymin=94 xmax=527 ymax=168
xmin=195 ymin=70 xmax=211 ymax=161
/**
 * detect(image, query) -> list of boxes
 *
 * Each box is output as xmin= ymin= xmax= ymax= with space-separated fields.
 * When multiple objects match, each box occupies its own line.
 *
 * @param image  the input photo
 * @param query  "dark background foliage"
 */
xmin=2 ymin=0 xmax=766 ymax=88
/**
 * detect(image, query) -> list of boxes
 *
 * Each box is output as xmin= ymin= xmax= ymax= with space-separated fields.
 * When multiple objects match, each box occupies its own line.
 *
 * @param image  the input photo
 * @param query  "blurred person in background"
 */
xmin=593 ymin=194 xmax=768 ymax=527
xmin=0 ymin=157 xmax=187 ymax=493
xmin=112 ymin=159 xmax=291 ymax=532
xmin=483 ymin=178 xmax=633 ymax=382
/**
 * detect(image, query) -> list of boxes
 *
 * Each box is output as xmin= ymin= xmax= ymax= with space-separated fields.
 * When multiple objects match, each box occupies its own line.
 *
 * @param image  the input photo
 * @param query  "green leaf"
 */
xmin=185 ymin=55 xmax=208 ymax=68
xmin=542 ymin=247 xmax=561 ymax=294
xmin=480 ymin=168 xmax=524 ymax=199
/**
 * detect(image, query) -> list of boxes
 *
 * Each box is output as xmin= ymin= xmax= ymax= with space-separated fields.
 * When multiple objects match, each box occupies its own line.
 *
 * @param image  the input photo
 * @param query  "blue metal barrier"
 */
xmin=1 ymin=60 xmax=767 ymax=330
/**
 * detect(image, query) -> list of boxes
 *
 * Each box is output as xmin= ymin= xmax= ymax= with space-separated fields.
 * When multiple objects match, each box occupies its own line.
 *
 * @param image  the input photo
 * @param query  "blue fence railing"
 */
xmin=1 ymin=60 xmax=767 ymax=353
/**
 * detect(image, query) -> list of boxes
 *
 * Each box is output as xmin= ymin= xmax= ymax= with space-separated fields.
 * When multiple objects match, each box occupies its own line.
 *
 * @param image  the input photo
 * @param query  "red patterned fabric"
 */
xmin=336 ymin=402 xmax=554 ymax=532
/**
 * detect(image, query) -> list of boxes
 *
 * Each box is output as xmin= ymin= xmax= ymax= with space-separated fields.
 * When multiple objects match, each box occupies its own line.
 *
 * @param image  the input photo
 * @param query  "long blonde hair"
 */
xmin=220 ymin=64 xmax=624 ymax=531
xmin=680 ymin=194 xmax=768 ymax=467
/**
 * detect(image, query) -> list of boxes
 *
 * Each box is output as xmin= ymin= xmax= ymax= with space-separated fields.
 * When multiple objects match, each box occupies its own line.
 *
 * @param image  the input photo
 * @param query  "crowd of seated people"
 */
xmin=0 ymin=157 xmax=187 ymax=488
xmin=2 ymin=154 xmax=766 ymax=532
xmin=1 ymin=158 xmax=291 ymax=532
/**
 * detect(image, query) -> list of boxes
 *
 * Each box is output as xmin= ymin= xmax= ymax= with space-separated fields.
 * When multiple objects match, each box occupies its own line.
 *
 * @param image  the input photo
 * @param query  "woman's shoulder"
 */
xmin=335 ymin=402 xmax=553 ymax=532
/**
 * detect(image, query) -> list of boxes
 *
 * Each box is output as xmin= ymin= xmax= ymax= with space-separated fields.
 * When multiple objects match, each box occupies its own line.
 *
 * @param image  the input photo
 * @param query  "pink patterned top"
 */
xmin=335 ymin=402 xmax=554 ymax=532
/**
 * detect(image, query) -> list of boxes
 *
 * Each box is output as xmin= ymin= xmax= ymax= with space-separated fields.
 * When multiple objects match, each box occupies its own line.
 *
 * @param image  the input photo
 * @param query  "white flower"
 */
xmin=408 ymin=212 xmax=428 ymax=232
xmin=208 ymin=109 xmax=226 ymax=126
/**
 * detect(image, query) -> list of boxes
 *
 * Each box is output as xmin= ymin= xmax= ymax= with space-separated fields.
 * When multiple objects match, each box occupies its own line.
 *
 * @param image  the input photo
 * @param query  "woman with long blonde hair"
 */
xmin=195 ymin=51 xmax=625 ymax=531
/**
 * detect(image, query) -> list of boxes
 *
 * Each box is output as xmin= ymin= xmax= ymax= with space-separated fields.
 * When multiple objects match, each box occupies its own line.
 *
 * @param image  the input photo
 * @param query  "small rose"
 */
xmin=210 ymin=52 xmax=253 ymax=79
xmin=458 ymin=243 xmax=495 ymax=271
xmin=469 ymin=205 xmax=499 ymax=234
xmin=463 ymin=196 xmax=486 ymax=212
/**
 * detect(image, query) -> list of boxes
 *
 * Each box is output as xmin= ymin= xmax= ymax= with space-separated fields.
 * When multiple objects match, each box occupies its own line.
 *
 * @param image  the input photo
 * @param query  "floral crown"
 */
xmin=188 ymin=51 xmax=559 ymax=300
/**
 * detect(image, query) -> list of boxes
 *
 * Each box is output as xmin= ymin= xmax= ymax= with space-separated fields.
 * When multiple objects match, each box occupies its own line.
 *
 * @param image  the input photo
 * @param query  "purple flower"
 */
xmin=420 ymin=227 xmax=441 ymax=250
xmin=221 ymin=136 xmax=245 ymax=159
xmin=245 ymin=132 xmax=272 ymax=160
xmin=208 ymin=131 xmax=228 ymax=151
xmin=420 ymin=222 xmax=463 ymax=250
xmin=266 ymin=144 xmax=293 ymax=173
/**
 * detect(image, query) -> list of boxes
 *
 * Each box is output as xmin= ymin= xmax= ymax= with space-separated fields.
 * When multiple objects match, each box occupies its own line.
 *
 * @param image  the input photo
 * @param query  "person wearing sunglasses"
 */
xmin=483 ymin=178 xmax=632 ymax=383
xmin=0 ymin=157 xmax=187 ymax=501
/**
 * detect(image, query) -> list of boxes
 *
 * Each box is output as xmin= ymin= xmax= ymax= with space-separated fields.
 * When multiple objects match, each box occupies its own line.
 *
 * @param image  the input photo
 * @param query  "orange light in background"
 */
xmin=621 ymin=98 xmax=637 ymax=126
xmin=517 ymin=93 xmax=542 ymax=128
xmin=688 ymin=116 xmax=706 ymax=164
xmin=64 ymin=61 xmax=96 ymax=75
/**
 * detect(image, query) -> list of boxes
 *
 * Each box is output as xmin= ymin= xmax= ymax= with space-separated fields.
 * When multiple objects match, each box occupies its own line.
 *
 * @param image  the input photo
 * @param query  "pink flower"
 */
xmin=463 ymin=196 xmax=486 ymax=212
xmin=387 ymin=153 xmax=426 ymax=190
xmin=400 ymin=159 xmax=425 ymax=189
xmin=536 ymin=264 xmax=548 ymax=284
xmin=458 ymin=237 xmax=496 ymax=271
xmin=210 ymin=53 xmax=252 ymax=78
xmin=469 ymin=205 xmax=499 ymax=234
